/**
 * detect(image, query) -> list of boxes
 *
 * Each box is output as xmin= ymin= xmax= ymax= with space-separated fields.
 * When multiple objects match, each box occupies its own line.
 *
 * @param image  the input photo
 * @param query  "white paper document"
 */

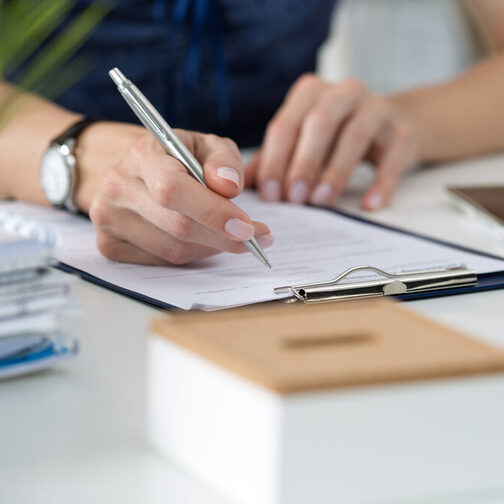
xmin=2 ymin=193 xmax=504 ymax=310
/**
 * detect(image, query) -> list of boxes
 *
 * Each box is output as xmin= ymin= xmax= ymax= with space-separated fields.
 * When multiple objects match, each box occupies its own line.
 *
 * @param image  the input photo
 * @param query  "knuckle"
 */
xmin=96 ymin=233 xmax=119 ymax=261
xmin=323 ymin=85 xmax=345 ymax=101
xmin=267 ymin=113 xmax=294 ymax=138
xmin=163 ymin=243 xmax=192 ymax=265
xmin=381 ymin=174 xmax=401 ymax=191
xmin=371 ymin=94 xmax=387 ymax=109
xmin=366 ymin=94 xmax=388 ymax=114
xmin=220 ymin=136 xmax=239 ymax=152
xmin=101 ymin=169 xmax=124 ymax=201
xmin=348 ymin=120 xmax=372 ymax=142
xmin=169 ymin=213 xmax=194 ymax=241
xmin=89 ymin=200 xmax=110 ymax=228
xmin=339 ymin=78 xmax=366 ymax=95
xmin=205 ymin=133 xmax=240 ymax=155
xmin=395 ymin=121 xmax=413 ymax=141
xmin=130 ymin=133 xmax=152 ymax=159
xmin=295 ymin=73 xmax=321 ymax=92
xmin=305 ymin=109 xmax=333 ymax=132
xmin=205 ymin=133 xmax=221 ymax=145
xmin=152 ymin=177 xmax=177 ymax=208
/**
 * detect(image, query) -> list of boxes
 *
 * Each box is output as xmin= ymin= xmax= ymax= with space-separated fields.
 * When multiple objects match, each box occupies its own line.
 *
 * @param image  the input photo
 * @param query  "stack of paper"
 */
xmin=0 ymin=215 xmax=77 ymax=380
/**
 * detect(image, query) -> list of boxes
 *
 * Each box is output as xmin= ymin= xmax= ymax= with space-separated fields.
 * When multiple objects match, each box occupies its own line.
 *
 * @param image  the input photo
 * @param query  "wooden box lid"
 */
xmin=152 ymin=300 xmax=504 ymax=394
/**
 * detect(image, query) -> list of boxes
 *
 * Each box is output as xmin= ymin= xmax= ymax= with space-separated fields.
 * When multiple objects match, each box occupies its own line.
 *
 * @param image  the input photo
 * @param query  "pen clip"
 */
xmin=274 ymin=265 xmax=477 ymax=303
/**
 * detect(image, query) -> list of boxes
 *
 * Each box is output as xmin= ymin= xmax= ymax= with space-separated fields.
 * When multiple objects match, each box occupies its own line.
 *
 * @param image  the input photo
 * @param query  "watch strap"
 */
xmin=46 ymin=117 xmax=104 ymax=214
xmin=51 ymin=117 xmax=105 ymax=146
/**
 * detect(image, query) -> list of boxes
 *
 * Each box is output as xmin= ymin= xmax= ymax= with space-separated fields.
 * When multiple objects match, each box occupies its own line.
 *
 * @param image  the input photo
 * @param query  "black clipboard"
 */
xmin=53 ymin=206 xmax=504 ymax=310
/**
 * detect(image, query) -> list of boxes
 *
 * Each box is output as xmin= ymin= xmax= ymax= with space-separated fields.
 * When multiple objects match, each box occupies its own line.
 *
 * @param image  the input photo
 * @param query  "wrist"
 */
xmin=74 ymin=122 xmax=144 ymax=212
xmin=389 ymin=87 xmax=445 ymax=164
xmin=0 ymin=103 xmax=81 ymax=204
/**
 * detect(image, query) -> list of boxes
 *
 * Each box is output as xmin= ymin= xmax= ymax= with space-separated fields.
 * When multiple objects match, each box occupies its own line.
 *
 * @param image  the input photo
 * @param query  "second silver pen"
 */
xmin=109 ymin=67 xmax=271 ymax=268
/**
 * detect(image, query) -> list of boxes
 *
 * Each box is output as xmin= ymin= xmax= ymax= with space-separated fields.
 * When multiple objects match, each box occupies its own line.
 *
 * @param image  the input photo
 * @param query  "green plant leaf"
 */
xmin=0 ymin=1 xmax=113 ymax=129
xmin=35 ymin=55 xmax=94 ymax=100
xmin=16 ymin=2 xmax=111 ymax=91
xmin=1 ymin=0 xmax=74 ymax=76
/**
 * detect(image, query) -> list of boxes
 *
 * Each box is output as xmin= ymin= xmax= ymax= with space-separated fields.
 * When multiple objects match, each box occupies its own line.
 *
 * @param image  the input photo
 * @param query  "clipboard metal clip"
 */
xmin=274 ymin=266 xmax=477 ymax=304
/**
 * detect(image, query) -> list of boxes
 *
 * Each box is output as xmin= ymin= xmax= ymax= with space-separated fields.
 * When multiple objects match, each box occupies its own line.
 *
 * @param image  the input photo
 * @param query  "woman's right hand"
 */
xmin=74 ymin=122 xmax=273 ymax=265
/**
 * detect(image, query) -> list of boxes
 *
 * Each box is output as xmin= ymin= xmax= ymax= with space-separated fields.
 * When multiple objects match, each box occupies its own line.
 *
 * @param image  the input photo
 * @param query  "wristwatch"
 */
xmin=40 ymin=117 xmax=101 ymax=213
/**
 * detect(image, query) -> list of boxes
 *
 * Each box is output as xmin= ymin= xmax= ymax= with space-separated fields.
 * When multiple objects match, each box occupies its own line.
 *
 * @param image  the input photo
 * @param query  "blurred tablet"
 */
xmin=447 ymin=186 xmax=504 ymax=231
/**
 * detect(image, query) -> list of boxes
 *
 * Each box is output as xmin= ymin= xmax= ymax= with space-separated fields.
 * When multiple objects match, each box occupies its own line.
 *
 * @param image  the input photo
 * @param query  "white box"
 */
xmin=147 ymin=304 xmax=504 ymax=504
xmin=147 ymin=337 xmax=504 ymax=504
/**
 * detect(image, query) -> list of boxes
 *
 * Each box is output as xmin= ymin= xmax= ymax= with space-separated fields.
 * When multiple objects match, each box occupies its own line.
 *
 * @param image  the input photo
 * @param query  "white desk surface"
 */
xmin=2 ymin=155 xmax=504 ymax=504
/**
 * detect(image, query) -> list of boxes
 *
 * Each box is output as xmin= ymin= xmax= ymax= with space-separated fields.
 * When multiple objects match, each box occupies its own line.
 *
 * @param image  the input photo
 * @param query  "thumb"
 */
xmin=190 ymin=132 xmax=244 ymax=199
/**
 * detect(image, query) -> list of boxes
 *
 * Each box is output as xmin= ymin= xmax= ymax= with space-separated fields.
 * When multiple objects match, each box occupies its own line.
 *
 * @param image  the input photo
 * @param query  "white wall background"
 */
xmin=318 ymin=0 xmax=483 ymax=93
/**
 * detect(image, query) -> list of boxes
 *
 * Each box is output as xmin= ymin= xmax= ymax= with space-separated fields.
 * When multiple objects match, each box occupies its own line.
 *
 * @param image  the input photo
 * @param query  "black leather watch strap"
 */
xmin=51 ymin=117 xmax=105 ymax=146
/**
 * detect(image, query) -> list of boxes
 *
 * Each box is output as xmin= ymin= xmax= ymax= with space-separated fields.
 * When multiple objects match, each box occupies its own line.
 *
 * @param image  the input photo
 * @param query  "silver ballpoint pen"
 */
xmin=109 ymin=67 xmax=271 ymax=268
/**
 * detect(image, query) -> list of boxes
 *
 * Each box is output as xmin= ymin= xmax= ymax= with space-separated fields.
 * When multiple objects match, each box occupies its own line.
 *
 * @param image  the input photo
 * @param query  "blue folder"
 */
xmin=0 ymin=332 xmax=78 ymax=380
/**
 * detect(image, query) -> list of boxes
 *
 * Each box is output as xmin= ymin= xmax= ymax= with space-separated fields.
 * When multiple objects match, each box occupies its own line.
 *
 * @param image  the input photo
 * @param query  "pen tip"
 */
xmin=265 ymin=261 xmax=272 ymax=269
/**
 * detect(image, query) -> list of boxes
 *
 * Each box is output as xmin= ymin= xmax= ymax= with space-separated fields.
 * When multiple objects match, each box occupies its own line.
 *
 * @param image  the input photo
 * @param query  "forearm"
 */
xmin=0 ymin=82 xmax=141 ymax=212
xmin=390 ymin=51 xmax=504 ymax=163
xmin=0 ymin=82 xmax=81 ymax=203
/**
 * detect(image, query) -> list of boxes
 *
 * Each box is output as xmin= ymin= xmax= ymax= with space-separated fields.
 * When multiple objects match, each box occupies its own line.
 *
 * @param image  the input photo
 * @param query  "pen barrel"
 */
xmin=109 ymin=67 xmax=270 ymax=268
xmin=157 ymin=136 xmax=206 ymax=186
xmin=110 ymin=68 xmax=206 ymax=185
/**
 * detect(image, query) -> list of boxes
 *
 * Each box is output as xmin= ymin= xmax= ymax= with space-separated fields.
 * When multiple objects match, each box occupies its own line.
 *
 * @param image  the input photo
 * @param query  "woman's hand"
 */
xmin=249 ymin=74 xmax=420 ymax=210
xmin=75 ymin=123 xmax=273 ymax=265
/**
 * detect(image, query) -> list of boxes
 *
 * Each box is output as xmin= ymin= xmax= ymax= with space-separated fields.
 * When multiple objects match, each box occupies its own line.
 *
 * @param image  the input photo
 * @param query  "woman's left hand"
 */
xmin=247 ymin=74 xmax=420 ymax=210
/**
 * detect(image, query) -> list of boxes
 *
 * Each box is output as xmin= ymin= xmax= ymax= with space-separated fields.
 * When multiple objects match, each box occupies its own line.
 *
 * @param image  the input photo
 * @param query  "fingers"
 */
xmin=93 ymin=204 xmax=219 ymax=265
xmin=103 ymin=175 xmax=272 ymax=249
xmin=247 ymin=71 xmax=426 ymax=211
xmin=92 ymin=201 xmax=272 ymax=265
xmin=91 ymin=126 xmax=275 ymax=266
xmin=362 ymin=123 xmax=418 ymax=211
xmin=96 ymin=234 xmax=172 ymax=266
xmin=309 ymin=93 xmax=390 ymax=206
xmin=286 ymin=79 xmax=366 ymax=204
xmin=124 ymin=139 xmax=268 ymax=242
xmin=257 ymin=73 xmax=325 ymax=201
xmin=130 ymin=130 xmax=245 ymax=199
xmin=249 ymin=76 xmax=420 ymax=211
xmin=142 ymin=162 xmax=260 ymax=241
xmin=93 ymin=169 xmax=273 ymax=264
xmin=255 ymin=76 xmax=384 ymax=205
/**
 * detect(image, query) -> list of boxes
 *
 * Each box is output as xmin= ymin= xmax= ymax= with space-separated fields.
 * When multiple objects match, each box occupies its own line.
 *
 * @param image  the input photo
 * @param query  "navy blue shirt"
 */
xmin=14 ymin=0 xmax=338 ymax=147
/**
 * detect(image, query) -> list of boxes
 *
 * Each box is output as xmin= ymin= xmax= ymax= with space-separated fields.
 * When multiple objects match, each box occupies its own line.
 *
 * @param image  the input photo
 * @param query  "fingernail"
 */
xmin=225 ymin=218 xmax=254 ymax=240
xmin=216 ymin=166 xmax=240 ymax=187
xmin=288 ymin=181 xmax=309 ymax=204
xmin=262 ymin=179 xmax=281 ymax=201
xmin=257 ymin=233 xmax=274 ymax=248
xmin=310 ymin=183 xmax=333 ymax=206
xmin=367 ymin=192 xmax=384 ymax=210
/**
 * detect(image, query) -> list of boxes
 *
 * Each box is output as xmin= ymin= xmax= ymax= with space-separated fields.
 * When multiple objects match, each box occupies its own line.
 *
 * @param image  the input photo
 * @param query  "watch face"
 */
xmin=40 ymin=147 xmax=71 ymax=205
